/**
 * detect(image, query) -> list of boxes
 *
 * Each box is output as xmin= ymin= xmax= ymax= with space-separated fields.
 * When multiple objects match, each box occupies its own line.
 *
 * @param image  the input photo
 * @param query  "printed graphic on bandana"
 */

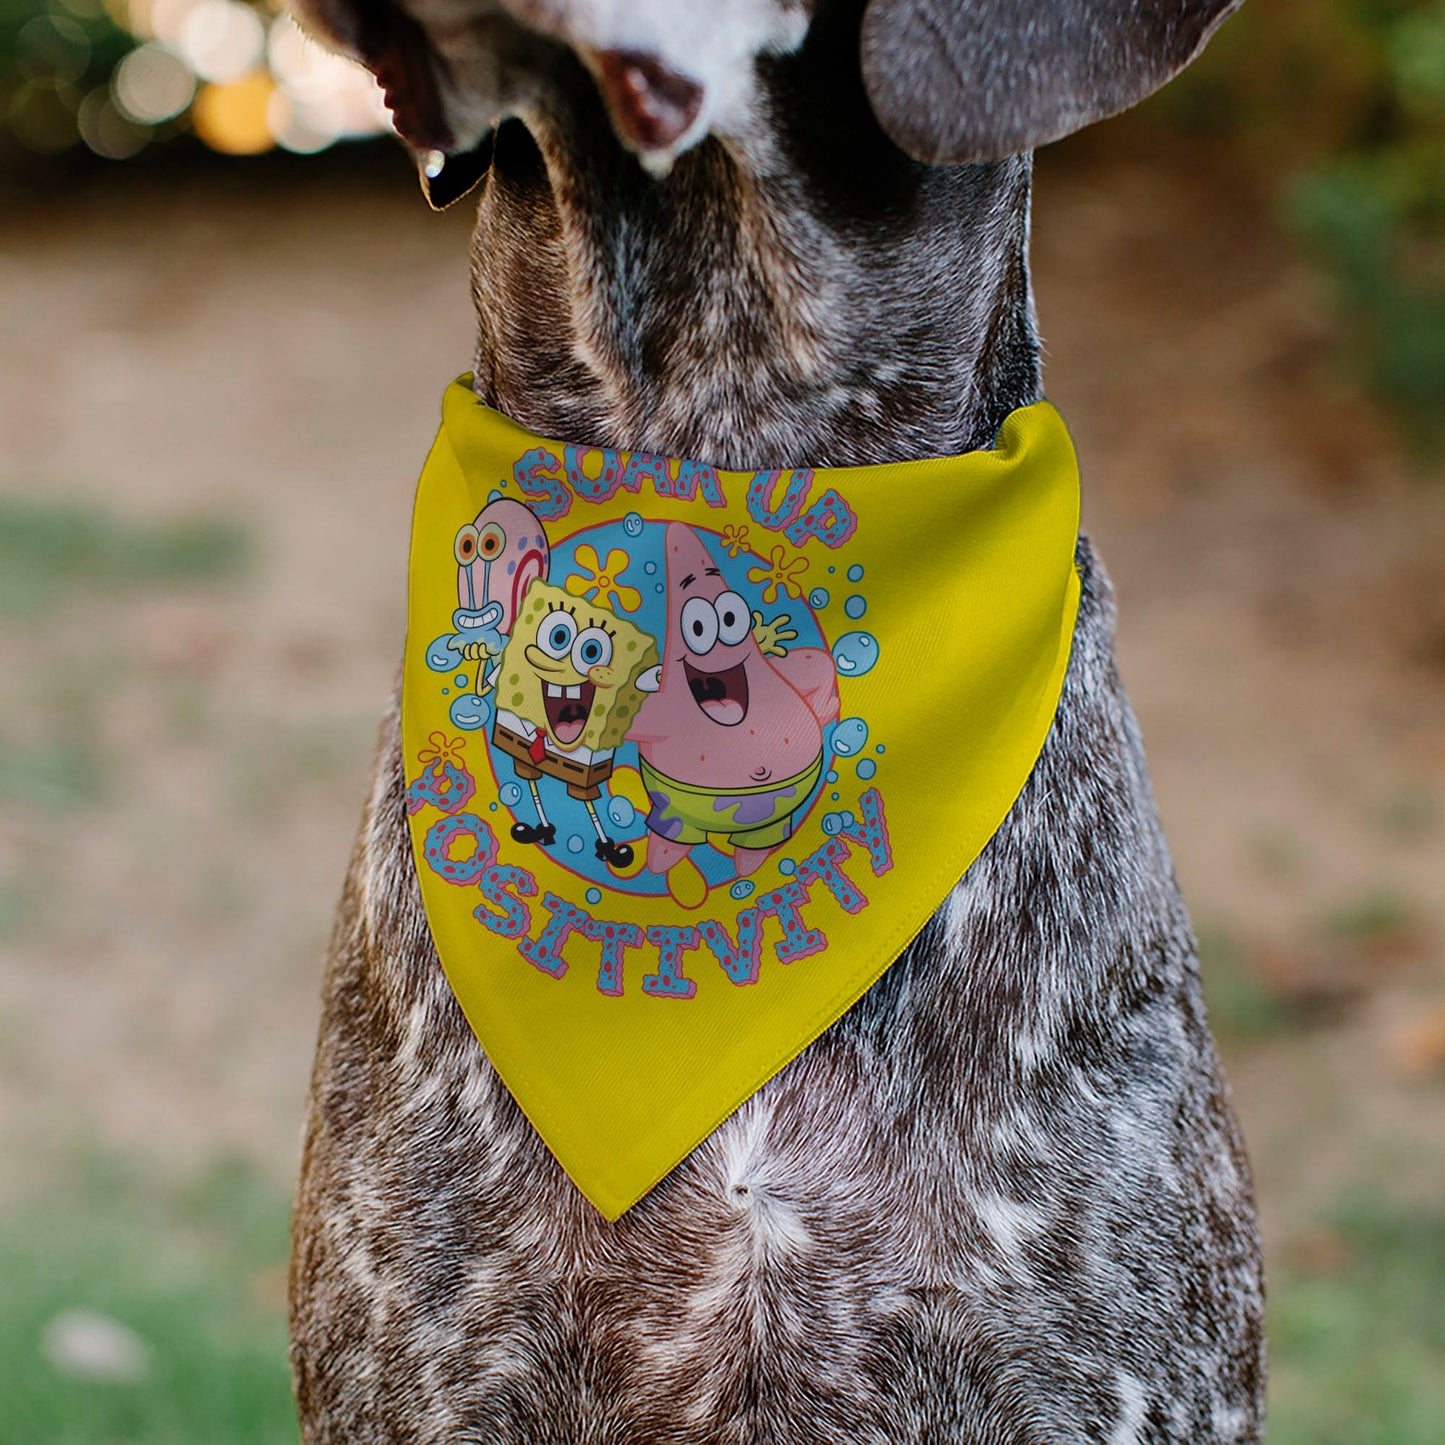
xmin=409 ymin=497 xmax=882 ymax=920
xmin=402 ymin=379 xmax=1081 ymax=1219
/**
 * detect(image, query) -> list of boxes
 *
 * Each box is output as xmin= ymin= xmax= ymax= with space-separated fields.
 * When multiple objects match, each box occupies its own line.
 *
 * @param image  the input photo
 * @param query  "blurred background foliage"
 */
xmin=5 ymin=0 xmax=1443 ymax=444
xmin=1153 ymin=0 xmax=1445 ymax=449
xmin=0 ymin=0 xmax=385 ymax=167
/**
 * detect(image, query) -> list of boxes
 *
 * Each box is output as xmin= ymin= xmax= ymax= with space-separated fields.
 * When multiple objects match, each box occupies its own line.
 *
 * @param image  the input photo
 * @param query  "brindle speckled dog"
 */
xmin=287 ymin=2 xmax=1265 ymax=1439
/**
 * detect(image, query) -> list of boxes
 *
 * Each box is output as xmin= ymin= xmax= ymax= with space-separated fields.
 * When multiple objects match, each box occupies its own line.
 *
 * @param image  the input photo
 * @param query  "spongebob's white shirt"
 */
xmin=496 ymin=709 xmax=616 ymax=768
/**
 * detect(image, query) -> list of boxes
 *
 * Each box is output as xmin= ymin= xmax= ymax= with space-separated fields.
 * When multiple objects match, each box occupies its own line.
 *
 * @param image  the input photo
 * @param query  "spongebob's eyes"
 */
xmin=714 ymin=591 xmax=750 ymax=646
xmin=572 ymin=627 xmax=613 ymax=672
xmin=681 ymin=596 xmax=719 ymax=655
xmin=477 ymin=522 xmax=505 ymax=559
xmin=537 ymin=609 xmax=577 ymax=659
xmin=454 ymin=524 xmax=480 ymax=565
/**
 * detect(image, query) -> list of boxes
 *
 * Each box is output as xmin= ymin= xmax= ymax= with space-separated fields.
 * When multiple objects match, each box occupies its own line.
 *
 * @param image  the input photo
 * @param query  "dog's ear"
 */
xmin=860 ymin=0 xmax=1244 ymax=164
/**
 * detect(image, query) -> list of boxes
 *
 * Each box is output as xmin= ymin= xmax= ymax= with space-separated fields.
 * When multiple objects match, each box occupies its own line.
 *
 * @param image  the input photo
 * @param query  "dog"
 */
xmin=287 ymin=2 xmax=1266 ymax=1440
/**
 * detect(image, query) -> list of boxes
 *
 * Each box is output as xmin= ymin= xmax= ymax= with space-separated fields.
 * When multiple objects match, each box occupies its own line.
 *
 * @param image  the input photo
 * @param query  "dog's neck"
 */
xmin=465 ymin=37 xmax=1041 ymax=472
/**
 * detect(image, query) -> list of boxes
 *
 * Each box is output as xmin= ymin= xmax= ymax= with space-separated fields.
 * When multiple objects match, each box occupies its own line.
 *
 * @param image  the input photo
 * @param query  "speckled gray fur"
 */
xmin=289 ymin=1 xmax=1265 ymax=1439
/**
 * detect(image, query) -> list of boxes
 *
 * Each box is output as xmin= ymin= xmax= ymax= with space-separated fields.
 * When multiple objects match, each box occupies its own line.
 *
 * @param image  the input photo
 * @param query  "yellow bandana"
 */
xmin=403 ymin=376 xmax=1081 ymax=1218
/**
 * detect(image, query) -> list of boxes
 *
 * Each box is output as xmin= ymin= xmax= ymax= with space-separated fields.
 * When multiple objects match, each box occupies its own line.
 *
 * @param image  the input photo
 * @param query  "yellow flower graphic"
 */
xmin=565 ymin=544 xmax=642 ymax=613
xmin=721 ymin=523 xmax=751 ymax=559
xmin=746 ymin=545 xmax=809 ymax=604
xmin=418 ymin=731 xmax=465 ymax=767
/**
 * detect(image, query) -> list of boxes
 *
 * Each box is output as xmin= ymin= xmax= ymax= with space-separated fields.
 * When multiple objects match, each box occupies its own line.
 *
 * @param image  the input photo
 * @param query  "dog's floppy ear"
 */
xmin=860 ymin=0 xmax=1244 ymax=164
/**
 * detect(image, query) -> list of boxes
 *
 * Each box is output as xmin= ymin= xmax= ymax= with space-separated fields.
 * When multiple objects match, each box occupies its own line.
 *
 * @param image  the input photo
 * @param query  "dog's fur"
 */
xmin=287 ymin=2 xmax=1266 ymax=1440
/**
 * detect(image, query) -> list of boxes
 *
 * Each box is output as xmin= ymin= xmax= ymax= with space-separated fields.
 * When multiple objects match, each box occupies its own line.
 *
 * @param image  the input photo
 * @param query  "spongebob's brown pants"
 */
xmin=492 ymin=724 xmax=614 ymax=802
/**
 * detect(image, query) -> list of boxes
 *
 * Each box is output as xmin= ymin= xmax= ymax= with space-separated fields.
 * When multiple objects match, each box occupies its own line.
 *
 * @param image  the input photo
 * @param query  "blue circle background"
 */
xmin=476 ymin=518 xmax=841 ymax=900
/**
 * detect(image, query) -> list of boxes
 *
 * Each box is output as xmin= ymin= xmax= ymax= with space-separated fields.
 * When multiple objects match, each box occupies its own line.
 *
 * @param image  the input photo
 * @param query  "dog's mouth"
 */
xmin=543 ymin=680 xmax=595 ymax=745
xmin=685 ymin=659 xmax=748 ymax=726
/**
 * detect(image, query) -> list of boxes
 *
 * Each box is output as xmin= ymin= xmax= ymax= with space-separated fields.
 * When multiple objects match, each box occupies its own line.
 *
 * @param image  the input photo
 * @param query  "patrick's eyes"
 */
xmin=573 ymin=627 xmax=613 ymax=672
xmin=714 ymin=592 xmax=750 ymax=646
xmin=682 ymin=593 xmax=750 ymax=655
xmin=537 ymin=609 xmax=577 ymax=659
xmin=681 ymin=597 xmax=719 ymax=655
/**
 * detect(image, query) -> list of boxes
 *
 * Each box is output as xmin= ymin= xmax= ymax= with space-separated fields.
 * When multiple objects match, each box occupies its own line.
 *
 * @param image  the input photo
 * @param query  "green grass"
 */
xmin=0 ymin=496 xmax=248 ymax=619
xmin=0 ymin=737 xmax=103 ymax=810
xmin=1197 ymin=924 xmax=1289 ymax=1040
xmin=1269 ymin=1197 xmax=1445 ymax=1445
xmin=0 ymin=1154 xmax=298 ymax=1445
xmin=1322 ymin=888 xmax=1420 ymax=947
xmin=1373 ymin=785 xmax=1439 ymax=844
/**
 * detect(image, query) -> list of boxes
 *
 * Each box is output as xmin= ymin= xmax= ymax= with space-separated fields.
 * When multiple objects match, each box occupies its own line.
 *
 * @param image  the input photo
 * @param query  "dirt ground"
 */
xmin=1 ymin=140 xmax=1442 ymax=1270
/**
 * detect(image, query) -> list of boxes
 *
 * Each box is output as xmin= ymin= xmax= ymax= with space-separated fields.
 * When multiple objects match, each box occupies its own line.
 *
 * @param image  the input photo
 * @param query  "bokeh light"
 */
xmin=3 ymin=0 xmax=394 ymax=160
xmin=266 ymin=14 xmax=390 ymax=153
xmin=77 ymin=84 xmax=149 ymax=156
xmin=112 ymin=43 xmax=193 ymax=123
xmin=9 ymin=75 xmax=80 ymax=153
xmin=175 ymin=0 xmax=265 ymax=84
xmin=191 ymin=69 xmax=272 ymax=153
xmin=18 ymin=13 xmax=92 ymax=85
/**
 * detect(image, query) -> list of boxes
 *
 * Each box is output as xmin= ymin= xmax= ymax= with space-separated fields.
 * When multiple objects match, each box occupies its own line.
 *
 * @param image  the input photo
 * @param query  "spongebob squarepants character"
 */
xmin=493 ymin=581 xmax=658 ymax=869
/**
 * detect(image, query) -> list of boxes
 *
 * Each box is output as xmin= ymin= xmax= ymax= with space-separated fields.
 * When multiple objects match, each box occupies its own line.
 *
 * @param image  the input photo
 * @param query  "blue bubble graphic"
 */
xmin=831 ymin=792 xmax=840 ymax=801
xmin=426 ymin=633 xmax=460 ymax=671
xmin=826 ymin=770 xmax=839 ymax=783
xmin=828 ymin=566 xmax=836 ymax=575
xmin=606 ymin=797 xmax=636 ymax=830
xmin=499 ymin=782 xmax=524 ymax=807
xmin=821 ymin=812 xmax=846 ymax=837
xmin=856 ymin=759 xmax=877 ymax=780
xmin=645 ymin=561 xmax=657 ymax=575
xmin=832 ymin=631 xmax=879 ymax=677
xmin=847 ymin=564 xmax=864 ymax=582
xmin=489 ymin=802 xmax=498 ymax=811
xmin=454 ymin=672 xmax=469 ymax=687
xmin=875 ymin=743 xmax=886 ymax=755
xmin=586 ymin=887 xmax=603 ymax=905
xmin=778 ymin=858 xmax=797 ymax=876
xmin=729 ymin=880 xmax=755 ymax=901
xmin=488 ymin=488 xmax=505 ymax=504
xmin=831 ymin=716 xmax=869 ymax=757
xmin=623 ymin=512 xmax=644 ymax=537
xmin=842 ymin=811 xmax=856 ymax=827
xmin=567 ymin=835 xmax=586 ymax=854
xmin=449 ymin=693 xmax=491 ymax=731
xmin=441 ymin=688 xmax=449 ymax=696
xmin=809 ymin=587 xmax=830 ymax=609
xmin=655 ymin=583 xmax=665 ymax=593
xmin=845 ymin=595 xmax=867 ymax=620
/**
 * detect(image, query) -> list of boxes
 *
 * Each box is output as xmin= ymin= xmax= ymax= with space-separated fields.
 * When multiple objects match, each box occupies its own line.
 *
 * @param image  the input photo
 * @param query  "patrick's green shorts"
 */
xmin=639 ymin=753 xmax=824 ymax=850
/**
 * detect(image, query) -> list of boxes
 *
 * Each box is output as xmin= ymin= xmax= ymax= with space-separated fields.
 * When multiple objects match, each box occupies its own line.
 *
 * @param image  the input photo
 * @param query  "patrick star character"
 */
xmin=448 ymin=498 xmax=550 ymax=690
xmin=631 ymin=523 xmax=839 ymax=886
